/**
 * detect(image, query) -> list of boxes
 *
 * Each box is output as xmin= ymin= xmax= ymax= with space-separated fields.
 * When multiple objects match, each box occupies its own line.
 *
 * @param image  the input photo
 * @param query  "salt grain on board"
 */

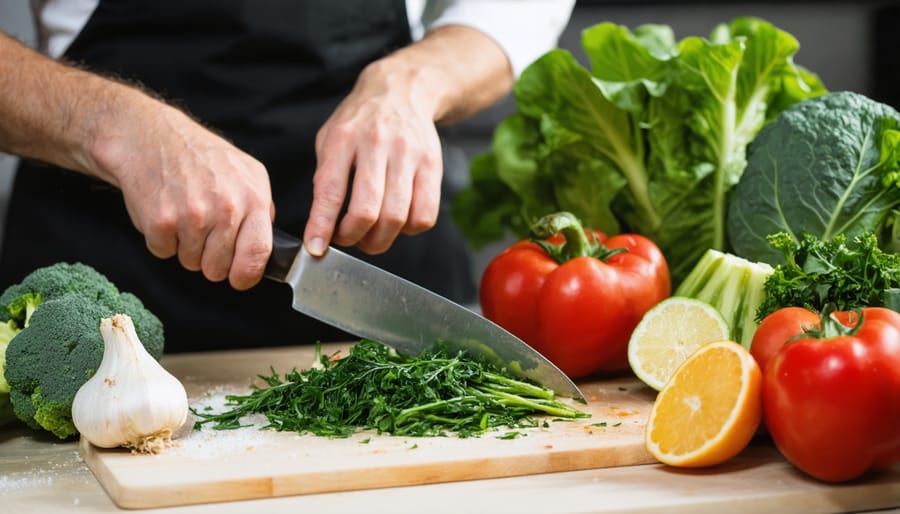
xmin=166 ymin=385 xmax=271 ymax=459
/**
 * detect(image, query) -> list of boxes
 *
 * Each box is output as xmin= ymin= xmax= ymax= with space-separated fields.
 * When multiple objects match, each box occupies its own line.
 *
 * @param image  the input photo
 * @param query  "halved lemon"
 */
xmin=645 ymin=340 xmax=762 ymax=467
xmin=627 ymin=297 xmax=730 ymax=391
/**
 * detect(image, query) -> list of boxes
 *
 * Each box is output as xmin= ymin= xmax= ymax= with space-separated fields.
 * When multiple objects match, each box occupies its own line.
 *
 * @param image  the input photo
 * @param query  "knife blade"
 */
xmin=264 ymin=228 xmax=584 ymax=401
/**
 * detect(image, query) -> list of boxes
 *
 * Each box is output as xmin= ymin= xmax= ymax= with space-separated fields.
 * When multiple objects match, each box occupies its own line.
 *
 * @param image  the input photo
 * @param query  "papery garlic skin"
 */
xmin=72 ymin=314 xmax=188 ymax=454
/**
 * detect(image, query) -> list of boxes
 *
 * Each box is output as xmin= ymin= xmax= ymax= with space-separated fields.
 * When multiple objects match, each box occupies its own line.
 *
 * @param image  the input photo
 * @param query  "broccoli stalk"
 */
xmin=0 ymin=262 xmax=165 ymax=438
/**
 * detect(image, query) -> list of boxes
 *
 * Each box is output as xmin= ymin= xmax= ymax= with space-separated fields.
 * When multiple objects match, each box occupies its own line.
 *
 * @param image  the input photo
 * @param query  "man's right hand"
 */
xmin=0 ymin=32 xmax=275 ymax=290
xmin=96 ymin=101 xmax=276 ymax=291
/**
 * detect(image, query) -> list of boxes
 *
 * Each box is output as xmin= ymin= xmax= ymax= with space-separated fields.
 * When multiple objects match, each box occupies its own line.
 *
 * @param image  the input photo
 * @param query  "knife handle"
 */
xmin=265 ymin=228 xmax=302 ymax=282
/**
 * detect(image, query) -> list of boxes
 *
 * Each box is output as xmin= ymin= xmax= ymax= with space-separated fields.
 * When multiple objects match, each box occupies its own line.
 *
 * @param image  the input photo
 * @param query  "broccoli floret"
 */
xmin=0 ymin=262 xmax=119 ymax=324
xmin=0 ymin=262 xmax=164 ymax=439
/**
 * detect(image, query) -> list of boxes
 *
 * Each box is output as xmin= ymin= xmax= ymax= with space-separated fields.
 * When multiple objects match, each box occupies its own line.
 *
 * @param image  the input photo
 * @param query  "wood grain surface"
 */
xmin=3 ymin=343 xmax=899 ymax=513
xmin=79 ymin=343 xmax=658 ymax=509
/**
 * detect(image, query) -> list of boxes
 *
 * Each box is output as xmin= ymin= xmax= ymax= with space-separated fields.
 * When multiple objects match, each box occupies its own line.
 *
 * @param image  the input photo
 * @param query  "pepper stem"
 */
xmin=530 ymin=212 xmax=627 ymax=264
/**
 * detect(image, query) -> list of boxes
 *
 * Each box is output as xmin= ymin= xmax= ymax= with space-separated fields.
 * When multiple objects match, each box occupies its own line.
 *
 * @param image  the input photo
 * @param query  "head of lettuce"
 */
xmin=452 ymin=16 xmax=826 ymax=285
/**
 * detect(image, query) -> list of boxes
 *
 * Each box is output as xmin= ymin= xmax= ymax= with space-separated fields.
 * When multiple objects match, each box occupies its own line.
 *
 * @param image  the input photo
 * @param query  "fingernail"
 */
xmin=307 ymin=237 xmax=326 ymax=256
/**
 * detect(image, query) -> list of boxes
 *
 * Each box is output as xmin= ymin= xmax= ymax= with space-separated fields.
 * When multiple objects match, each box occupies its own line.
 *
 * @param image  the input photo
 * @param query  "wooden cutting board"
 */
xmin=78 ymin=344 xmax=658 ymax=509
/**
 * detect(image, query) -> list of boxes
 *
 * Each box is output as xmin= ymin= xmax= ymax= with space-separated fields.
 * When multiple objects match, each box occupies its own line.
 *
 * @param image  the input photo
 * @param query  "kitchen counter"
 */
xmin=2 ymin=344 xmax=899 ymax=514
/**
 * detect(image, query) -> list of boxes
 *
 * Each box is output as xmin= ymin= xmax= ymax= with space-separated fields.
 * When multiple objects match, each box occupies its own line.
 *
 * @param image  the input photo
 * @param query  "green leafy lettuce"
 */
xmin=452 ymin=17 xmax=825 ymax=284
xmin=727 ymin=91 xmax=900 ymax=265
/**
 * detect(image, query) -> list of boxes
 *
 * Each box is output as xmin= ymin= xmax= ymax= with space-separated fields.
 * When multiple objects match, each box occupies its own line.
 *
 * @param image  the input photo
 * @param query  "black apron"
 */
xmin=0 ymin=0 xmax=476 ymax=351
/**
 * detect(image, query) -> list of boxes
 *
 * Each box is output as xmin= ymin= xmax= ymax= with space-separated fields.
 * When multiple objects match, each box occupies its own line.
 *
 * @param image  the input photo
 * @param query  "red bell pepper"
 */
xmin=479 ymin=212 xmax=670 ymax=379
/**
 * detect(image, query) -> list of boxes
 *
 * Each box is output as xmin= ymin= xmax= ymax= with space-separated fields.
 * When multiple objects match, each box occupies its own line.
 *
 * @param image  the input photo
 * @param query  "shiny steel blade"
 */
xmin=267 ymin=232 xmax=584 ymax=400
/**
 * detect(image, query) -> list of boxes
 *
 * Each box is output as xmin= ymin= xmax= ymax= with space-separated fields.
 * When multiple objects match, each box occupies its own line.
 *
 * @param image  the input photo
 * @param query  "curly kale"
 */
xmin=756 ymin=232 xmax=900 ymax=321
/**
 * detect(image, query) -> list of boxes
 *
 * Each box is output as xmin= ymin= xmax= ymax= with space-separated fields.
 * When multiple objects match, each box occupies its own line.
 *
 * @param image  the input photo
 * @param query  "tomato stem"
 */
xmin=792 ymin=304 xmax=864 ymax=342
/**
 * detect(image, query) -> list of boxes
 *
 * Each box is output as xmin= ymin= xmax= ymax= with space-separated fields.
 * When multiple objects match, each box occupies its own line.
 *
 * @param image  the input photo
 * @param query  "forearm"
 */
xmin=357 ymin=24 xmax=514 ymax=125
xmin=0 ymin=32 xmax=163 ymax=185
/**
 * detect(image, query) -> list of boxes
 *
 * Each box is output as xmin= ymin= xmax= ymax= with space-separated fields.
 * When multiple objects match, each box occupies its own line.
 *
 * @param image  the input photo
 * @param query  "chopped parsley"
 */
xmin=192 ymin=340 xmax=589 ymax=438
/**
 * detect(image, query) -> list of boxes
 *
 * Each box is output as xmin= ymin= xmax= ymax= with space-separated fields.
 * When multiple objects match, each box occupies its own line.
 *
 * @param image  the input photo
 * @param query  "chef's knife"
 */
xmin=264 ymin=228 xmax=585 ymax=401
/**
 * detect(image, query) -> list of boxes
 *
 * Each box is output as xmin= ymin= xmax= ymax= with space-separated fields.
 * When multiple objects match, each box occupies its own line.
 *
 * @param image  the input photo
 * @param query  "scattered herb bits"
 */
xmin=192 ymin=340 xmax=589 ymax=438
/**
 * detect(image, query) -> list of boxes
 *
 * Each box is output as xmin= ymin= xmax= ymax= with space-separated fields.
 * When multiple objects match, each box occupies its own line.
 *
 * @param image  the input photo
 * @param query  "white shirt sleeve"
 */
xmin=30 ymin=0 xmax=100 ymax=58
xmin=408 ymin=0 xmax=575 ymax=77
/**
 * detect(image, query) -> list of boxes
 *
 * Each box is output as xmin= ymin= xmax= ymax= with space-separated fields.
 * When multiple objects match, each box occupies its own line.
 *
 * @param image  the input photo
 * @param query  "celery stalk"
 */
xmin=675 ymin=249 xmax=773 ymax=349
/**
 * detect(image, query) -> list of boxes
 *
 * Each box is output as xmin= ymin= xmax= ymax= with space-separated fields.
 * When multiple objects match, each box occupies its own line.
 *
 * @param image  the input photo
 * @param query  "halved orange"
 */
xmin=644 ymin=340 xmax=762 ymax=467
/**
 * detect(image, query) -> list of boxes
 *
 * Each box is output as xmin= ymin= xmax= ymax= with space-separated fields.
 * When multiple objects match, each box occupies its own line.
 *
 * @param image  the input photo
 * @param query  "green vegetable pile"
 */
xmin=452 ymin=16 xmax=825 ymax=284
xmin=674 ymin=91 xmax=900 ymax=343
xmin=193 ymin=340 xmax=589 ymax=438
xmin=0 ymin=262 xmax=164 ymax=438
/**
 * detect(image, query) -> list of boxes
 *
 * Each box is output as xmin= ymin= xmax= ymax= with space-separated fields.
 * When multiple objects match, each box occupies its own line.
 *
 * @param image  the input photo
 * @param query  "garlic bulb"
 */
xmin=72 ymin=314 xmax=188 ymax=454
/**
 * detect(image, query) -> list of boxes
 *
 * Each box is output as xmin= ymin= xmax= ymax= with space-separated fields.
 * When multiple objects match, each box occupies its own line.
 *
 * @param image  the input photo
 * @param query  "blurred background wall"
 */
xmin=1 ymin=1 xmax=896 ymax=272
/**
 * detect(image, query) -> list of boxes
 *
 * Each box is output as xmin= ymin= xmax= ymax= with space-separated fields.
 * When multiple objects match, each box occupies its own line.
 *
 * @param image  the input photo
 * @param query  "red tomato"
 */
xmin=752 ymin=306 xmax=900 ymax=372
xmin=479 ymin=213 xmax=670 ymax=379
xmin=750 ymin=307 xmax=819 ymax=372
xmin=762 ymin=307 xmax=900 ymax=482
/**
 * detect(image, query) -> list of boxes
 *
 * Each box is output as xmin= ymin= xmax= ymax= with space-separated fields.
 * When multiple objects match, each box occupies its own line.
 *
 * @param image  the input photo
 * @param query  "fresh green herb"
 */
xmin=613 ymin=422 xmax=623 ymax=427
xmin=192 ymin=340 xmax=589 ymax=438
xmin=756 ymin=232 xmax=900 ymax=321
xmin=496 ymin=431 xmax=524 ymax=440
xmin=592 ymin=422 xmax=608 ymax=427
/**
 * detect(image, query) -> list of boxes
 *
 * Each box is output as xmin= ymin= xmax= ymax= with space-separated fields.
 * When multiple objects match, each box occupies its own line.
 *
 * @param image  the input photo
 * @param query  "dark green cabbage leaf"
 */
xmin=726 ymin=91 xmax=900 ymax=265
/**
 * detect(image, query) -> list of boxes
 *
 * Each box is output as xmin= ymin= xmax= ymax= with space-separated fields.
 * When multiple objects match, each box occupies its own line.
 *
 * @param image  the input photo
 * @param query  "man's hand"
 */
xmin=305 ymin=65 xmax=443 ymax=256
xmin=96 ymin=102 xmax=275 ymax=290
xmin=0 ymin=32 xmax=275 ymax=290
xmin=303 ymin=25 xmax=514 ymax=257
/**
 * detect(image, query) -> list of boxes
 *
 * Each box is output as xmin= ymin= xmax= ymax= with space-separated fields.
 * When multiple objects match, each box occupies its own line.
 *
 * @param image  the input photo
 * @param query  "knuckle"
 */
xmin=215 ymin=196 xmax=238 ymax=220
xmin=327 ymin=122 xmax=356 ymax=144
xmin=146 ymin=209 xmax=179 ymax=236
xmin=313 ymin=180 xmax=346 ymax=206
xmin=177 ymin=247 xmax=202 ymax=271
xmin=405 ymin=203 xmax=439 ymax=234
xmin=381 ymin=209 xmax=408 ymax=230
xmin=357 ymin=237 xmax=390 ymax=256
xmin=181 ymin=207 xmax=207 ymax=232
xmin=417 ymin=147 xmax=439 ymax=170
xmin=146 ymin=239 xmax=176 ymax=259
xmin=244 ymin=237 xmax=273 ymax=263
xmin=229 ymin=260 xmax=265 ymax=291
xmin=202 ymin=263 xmax=229 ymax=283
xmin=405 ymin=217 xmax=435 ymax=235
xmin=366 ymin=122 xmax=387 ymax=147
xmin=391 ymin=133 xmax=412 ymax=156
xmin=346 ymin=202 xmax=380 ymax=227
